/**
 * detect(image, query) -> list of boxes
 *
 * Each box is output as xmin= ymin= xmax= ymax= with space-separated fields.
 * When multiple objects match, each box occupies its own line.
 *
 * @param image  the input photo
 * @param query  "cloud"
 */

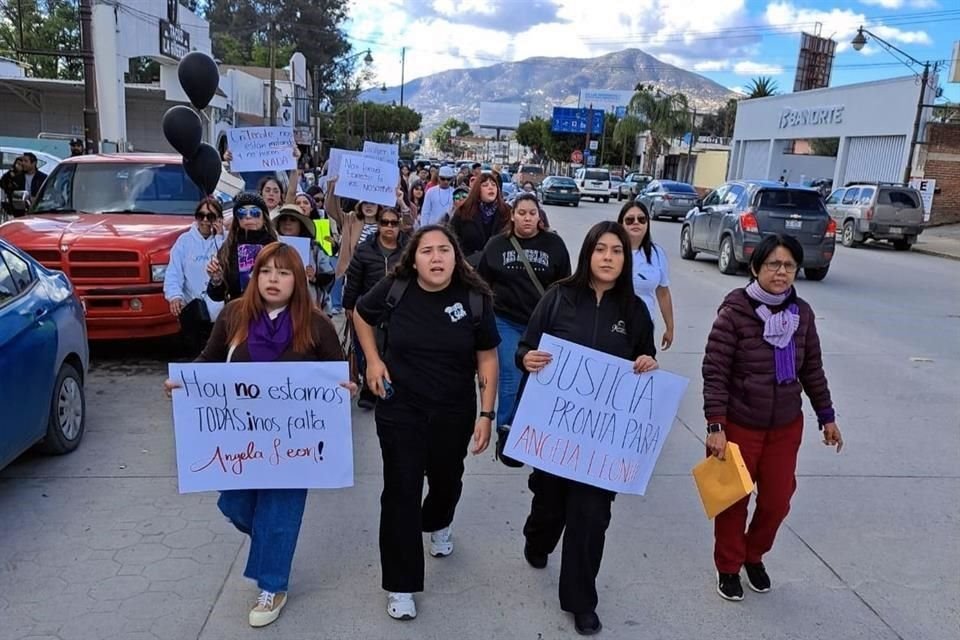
xmin=694 ymin=60 xmax=732 ymax=71
xmin=402 ymin=0 xmax=565 ymax=34
xmin=859 ymin=0 xmax=939 ymax=7
xmin=733 ymin=61 xmax=784 ymax=75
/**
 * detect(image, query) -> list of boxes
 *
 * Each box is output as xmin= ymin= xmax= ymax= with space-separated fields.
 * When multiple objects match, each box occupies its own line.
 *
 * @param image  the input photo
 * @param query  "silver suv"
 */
xmin=825 ymin=183 xmax=924 ymax=251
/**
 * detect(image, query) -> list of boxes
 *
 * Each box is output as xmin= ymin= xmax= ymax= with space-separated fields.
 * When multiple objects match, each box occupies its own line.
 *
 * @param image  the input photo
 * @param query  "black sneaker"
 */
xmin=574 ymin=612 xmax=602 ymax=636
xmin=523 ymin=544 xmax=547 ymax=569
xmin=717 ymin=572 xmax=744 ymax=601
xmin=744 ymin=562 xmax=771 ymax=593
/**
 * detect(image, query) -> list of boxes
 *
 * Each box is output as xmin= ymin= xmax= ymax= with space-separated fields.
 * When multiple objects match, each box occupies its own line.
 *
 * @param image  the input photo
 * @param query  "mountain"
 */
xmin=361 ymin=48 xmax=738 ymax=132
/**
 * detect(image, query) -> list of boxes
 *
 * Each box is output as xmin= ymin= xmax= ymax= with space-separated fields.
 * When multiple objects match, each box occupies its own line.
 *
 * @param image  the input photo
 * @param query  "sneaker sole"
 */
xmin=716 ymin=573 xmax=744 ymax=602
xmin=429 ymin=547 xmax=452 ymax=557
xmin=387 ymin=611 xmax=417 ymax=621
xmin=249 ymin=599 xmax=286 ymax=627
xmin=747 ymin=580 xmax=771 ymax=594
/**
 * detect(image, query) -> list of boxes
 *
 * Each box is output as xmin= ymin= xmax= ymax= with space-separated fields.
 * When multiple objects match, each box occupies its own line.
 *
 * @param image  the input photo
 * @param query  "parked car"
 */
xmin=636 ymin=180 xmax=699 ymax=221
xmin=0 ymin=153 xmax=234 ymax=340
xmin=619 ymin=172 xmax=653 ymax=200
xmin=514 ymin=164 xmax=546 ymax=187
xmin=609 ymin=175 xmax=623 ymax=198
xmin=537 ymin=176 xmax=581 ymax=206
xmin=574 ymin=167 xmax=611 ymax=203
xmin=824 ymin=182 xmax=924 ymax=251
xmin=0 ymin=237 xmax=88 ymax=470
xmin=680 ymin=180 xmax=836 ymax=280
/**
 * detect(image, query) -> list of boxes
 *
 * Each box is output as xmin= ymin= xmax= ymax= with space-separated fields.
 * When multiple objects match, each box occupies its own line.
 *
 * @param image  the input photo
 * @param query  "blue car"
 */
xmin=0 ymin=238 xmax=89 ymax=470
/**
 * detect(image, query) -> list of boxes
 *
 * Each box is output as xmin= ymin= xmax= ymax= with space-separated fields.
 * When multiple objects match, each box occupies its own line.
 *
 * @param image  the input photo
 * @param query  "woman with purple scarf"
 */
xmin=702 ymin=234 xmax=843 ymax=602
xmin=165 ymin=243 xmax=356 ymax=628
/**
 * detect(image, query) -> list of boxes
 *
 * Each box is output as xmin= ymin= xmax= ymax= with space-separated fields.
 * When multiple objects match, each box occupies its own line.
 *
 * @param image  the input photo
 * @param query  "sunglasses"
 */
xmin=379 ymin=219 xmax=400 ymax=227
xmin=453 ymin=193 xmax=467 ymax=202
xmin=623 ymin=215 xmax=648 ymax=225
xmin=439 ymin=176 xmax=451 ymax=181
xmin=195 ymin=212 xmax=220 ymax=222
xmin=235 ymin=205 xmax=263 ymax=219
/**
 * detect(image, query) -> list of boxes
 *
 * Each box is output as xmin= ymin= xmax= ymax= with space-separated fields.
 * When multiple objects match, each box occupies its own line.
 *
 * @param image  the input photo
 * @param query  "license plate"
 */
xmin=785 ymin=220 xmax=803 ymax=230
xmin=888 ymin=226 xmax=903 ymax=234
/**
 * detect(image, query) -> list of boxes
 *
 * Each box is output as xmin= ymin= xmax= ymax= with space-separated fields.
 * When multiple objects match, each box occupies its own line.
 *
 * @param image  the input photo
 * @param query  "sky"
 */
xmin=345 ymin=0 xmax=960 ymax=103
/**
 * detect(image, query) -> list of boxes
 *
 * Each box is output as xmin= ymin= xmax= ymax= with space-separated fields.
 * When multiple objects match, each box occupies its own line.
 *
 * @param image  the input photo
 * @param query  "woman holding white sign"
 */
xmin=164 ymin=242 xmax=354 ymax=628
xmin=516 ymin=221 xmax=657 ymax=636
xmin=352 ymin=225 xmax=500 ymax=621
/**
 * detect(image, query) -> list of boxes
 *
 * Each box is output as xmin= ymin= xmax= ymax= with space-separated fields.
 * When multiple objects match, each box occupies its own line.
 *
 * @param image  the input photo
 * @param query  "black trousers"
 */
xmin=376 ymin=391 xmax=475 ymax=593
xmin=523 ymin=469 xmax=616 ymax=614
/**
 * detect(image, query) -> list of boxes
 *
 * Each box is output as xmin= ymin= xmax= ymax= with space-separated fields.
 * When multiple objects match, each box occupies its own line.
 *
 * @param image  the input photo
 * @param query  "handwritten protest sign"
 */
xmin=227 ymin=127 xmax=296 ymax=172
xmin=362 ymin=140 xmax=399 ymax=166
xmin=334 ymin=154 xmax=399 ymax=207
xmin=326 ymin=147 xmax=362 ymax=179
xmin=168 ymin=362 xmax=353 ymax=493
xmin=279 ymin=235 xmax=312 ymax=269
xmin=505 ymin=335 xmax=688 ymax=495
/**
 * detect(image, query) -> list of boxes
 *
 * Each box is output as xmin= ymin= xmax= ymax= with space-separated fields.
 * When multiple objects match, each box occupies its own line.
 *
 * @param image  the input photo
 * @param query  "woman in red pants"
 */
xmin=702 ymin=233 xmax=843 ymax=602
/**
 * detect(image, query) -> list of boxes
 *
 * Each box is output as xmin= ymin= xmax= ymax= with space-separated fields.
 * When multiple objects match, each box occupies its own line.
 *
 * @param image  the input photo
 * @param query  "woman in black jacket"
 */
xmin=516 ymin=221 xmax=657 ymax=636
xmin=207 ymin=192 xmax=278 ymax=302
xmin=449 ymin=172 xmax=511 ymax=262
xmin=343 ymin=207 xmax=407 ymax=409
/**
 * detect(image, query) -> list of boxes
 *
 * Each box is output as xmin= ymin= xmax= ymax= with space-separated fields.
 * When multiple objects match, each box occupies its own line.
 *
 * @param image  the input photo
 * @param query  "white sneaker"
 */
xmin=249 ymin=590 xmax=287 ymax=627
xmin=386 ymin=592 xmax=417 ymax=620
xmin=429 ymin=526 xmax=453 ymax=557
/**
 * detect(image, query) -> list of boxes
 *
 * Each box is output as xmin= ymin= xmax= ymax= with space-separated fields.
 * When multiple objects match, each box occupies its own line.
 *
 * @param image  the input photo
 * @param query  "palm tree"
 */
xmin=628 ymin=88 xmax=690 ymax=175
xmin=613 ymin=115 xmax=644 ymax=169
xmin=746 ymin=76 xmax=779 ymax=99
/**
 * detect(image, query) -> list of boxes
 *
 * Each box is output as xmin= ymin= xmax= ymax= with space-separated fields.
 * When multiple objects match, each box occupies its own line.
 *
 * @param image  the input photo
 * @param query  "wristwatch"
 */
xmin=706 ymin=423 xmax=724 ymax=434
xmin=479 ymin=411 xmax=496 ymax=421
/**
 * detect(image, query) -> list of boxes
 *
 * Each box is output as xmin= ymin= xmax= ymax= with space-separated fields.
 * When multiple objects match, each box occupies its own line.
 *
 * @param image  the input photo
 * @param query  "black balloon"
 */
xmin=162 ymin=105 xmax=202 ymax=158
xmin=183 ymin=143 xmax=222 ymax=195
xmin=178 ymin=51 xmax=219 ymax=110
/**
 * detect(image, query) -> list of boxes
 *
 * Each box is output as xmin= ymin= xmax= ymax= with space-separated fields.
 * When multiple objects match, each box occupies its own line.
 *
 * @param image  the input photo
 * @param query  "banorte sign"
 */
xmin=779 ymin=105 xmax=845 ymax=129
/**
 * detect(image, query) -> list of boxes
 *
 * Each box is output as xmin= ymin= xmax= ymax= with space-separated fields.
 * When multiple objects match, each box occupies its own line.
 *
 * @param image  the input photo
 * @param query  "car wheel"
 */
xmin=804 ymin=266 xmax=830 ymax=281
xmin=892 ymin=239 xmax=913 ymax=251
xmin=841 ymin=220 xmax=859 ymax=248
xmin=603 ymin=196 xmax=610 ymax=203
xmin=680 ymin=226 xmax=697 ymax=260
xmin=718 ymin=237 xmax=740 ymax=275
xmin=573 ymin=200 xmax=580 ymax=207
xmin=40 ymin=362 xmax=85 ymax=455
xmin=617 ymin=193 xmax=623 ymax=201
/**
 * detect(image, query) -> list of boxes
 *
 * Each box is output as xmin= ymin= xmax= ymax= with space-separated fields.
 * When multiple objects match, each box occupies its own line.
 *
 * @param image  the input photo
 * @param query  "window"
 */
xmin=757 ymin=189 xmax=827 ymax=212
xmin=858 ymin=187 xmax=875 ymax=205
xmin=584 ymin=170 xmax=609 ymax=181
xmin=646 ymin=181 xmax=661 ymax=194
xmin=0 ymin=254 xmax=17 ymax=305
xmin=841 ymin=188 xmax=861 ymax=205
xmin=703 ymin=185 xmax=727 ymax=207
xmin=664 ymin=182 xmax=697 ymax=194
xmin=723 ymin=185 xmax=745 ymax=205
xmin=879 ymin=189 xmax=920 ymax=208
xmin=1 ymin=249 xmax=33 ymax=294
xmin=825 ymin=189 xmax=846 ymax=205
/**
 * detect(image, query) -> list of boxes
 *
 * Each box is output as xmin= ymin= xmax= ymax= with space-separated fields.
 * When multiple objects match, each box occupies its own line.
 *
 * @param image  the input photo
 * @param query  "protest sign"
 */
xmin=362 ymin=140 xmax=399 ymax=166
xmin=334 ymin=154 xmax=399 ymax=207
xmin=326 ymin=147 xmax=362 ymax=180
xmin=168 ymin=362 xmax=354 ymax=493
xmin=226 ymin=127 xmax=296 ymax=172
xmin=279 ymin=235 xmax=312 ymax=268
xmin=505 ymin=335 xmax=688 ymax=495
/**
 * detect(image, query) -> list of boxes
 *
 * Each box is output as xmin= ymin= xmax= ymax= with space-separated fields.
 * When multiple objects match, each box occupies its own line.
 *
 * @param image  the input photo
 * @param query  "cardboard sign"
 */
xmin=505 ymin=335 xmax=688 ymax=495
xmin=326 ymin=148 xmax=363 ymax=180
xmin=226 ymin=127 xmax=296 ymax=172
xmin=279 ymin=235 xmax=313 ymax=269
xmin=333 ymin=154 xmax=399 ymax=207
xmin=168 ymin=362 xmax=354 ymax=493
xmin=362 ymin=140 xmax=399 ymax=166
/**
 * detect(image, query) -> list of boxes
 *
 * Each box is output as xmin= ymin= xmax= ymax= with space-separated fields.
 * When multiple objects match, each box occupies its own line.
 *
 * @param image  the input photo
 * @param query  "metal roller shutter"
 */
xmin=842 ymin=136 xmax=906 ymax=184
xmin=740 ymin=140 xmax=769 ymax=179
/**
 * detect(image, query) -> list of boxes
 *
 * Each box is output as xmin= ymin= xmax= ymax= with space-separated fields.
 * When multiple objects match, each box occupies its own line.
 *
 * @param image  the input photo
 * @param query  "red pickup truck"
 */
xmin=0 ymin=153 xmax=231 ymax=340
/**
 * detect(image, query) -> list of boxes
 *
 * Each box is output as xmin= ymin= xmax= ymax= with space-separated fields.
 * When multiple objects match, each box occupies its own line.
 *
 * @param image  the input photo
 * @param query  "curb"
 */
xmin=912 ymin=246 xmax=960 ymax=261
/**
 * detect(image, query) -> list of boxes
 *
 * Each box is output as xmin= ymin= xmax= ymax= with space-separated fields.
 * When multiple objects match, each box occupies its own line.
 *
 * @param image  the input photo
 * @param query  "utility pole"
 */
xmin=313 ymin=64 xmax=321 ymax=160
xmin=584 ymin=103 xmax=593 ymax=166
xmin=905 ymin=62 xmax=930 ymax=184
xmin=268 ymin=21 xmax=277 ymax=126
xmin=685 ymin=106 xmax=697 ymax=183
xmin=79 ymin=0 xmax=99 ymax=153
xmin=398 ymin=47 xmax=406 ymax=158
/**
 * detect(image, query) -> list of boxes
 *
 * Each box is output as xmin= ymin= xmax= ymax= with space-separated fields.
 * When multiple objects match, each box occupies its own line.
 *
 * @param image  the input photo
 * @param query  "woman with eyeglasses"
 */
xmin=343 ymin=208 xmax=408 ymax=410
xmin=164 ymin=242 xmax=356 ymax=628
xmin=617 ymin=202 xmax=675 ymax=351
xmin=207 ymin=192 xmax=278 ymax=303
xmin=450 ymin=172 xmax=512 ymax=263
xmin=703 ymin=233 xmax=842 ymax=603
xmin=477 ymin=192 xmax=571 ymax=456
xmin=516 ymin=221 xmax=657 ymax=636
xmin=163 ymin=196 xmax=226 ymax=354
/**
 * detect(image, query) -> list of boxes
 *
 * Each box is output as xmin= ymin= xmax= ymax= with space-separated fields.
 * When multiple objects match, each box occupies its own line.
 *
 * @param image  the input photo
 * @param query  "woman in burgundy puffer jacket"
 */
xmin=701 ymin=234 xmax=843 ymax=603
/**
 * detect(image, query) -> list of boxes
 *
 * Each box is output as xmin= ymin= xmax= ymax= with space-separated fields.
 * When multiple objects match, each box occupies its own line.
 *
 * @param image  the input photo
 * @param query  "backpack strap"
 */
xmin=468 ymin=289 xmax=483 ymax=329
xmin=375 ymin=278 xmax=410 ymax=356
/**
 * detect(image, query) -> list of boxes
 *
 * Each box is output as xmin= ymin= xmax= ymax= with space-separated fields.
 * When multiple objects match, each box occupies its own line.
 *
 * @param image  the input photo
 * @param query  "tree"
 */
xmin=0 ymin=0 xmax=82 ymax=80
xmin=746 ymin=76 xmax=779 ymax=99
xmin=432 ymin=118 xmax=473 ymax=155
xmin=333 ymin=102 xmax=422 ymax=149
xmin=628 ymin=86 xmax=690 ymax=174
xmin=515 ymin=117 xmax=549 ymax=158
xmin=809 ymin=138 xmax=839 ymax=156
xmin=613 ymin=115 xmax=643 ymax=169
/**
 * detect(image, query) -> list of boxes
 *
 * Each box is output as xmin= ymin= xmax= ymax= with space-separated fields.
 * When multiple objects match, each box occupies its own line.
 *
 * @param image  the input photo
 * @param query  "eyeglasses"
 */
xmin=439 ymin=177 xmax=451 ymax=182
xmin=453 ymin=193 xmax=467 ymax=202
xmin=623 ymin=215 xmax=648 ymax=225
xmin=235 ymin=205 xmax=263 ymax=219
xmin=379 ymin=219 xmax=400 ymax=227
xmin=195 ymin=212 xmax=220 ymax=222
xmin=762 ymin=260 xmax=798 ymax=274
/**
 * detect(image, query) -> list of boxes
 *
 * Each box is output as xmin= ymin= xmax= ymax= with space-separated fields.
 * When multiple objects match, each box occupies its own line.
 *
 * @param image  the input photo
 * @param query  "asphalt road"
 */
xmin=0 ymin=198 xmax=957 ymax=640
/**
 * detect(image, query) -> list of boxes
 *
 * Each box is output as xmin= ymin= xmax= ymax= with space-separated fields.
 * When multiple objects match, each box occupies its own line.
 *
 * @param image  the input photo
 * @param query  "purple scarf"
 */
xmin=479 ymin=200 xmax=497 ymax=224
xmin=745 ymin=281 xmax=800 ymax=384
xmin=247 ymin=308 xmax=293 ymax=362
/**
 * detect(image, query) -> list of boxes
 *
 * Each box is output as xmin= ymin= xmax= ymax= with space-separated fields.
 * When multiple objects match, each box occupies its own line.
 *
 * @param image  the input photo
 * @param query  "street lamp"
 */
xmin=851 ymin=26 xmax=934 ymax=183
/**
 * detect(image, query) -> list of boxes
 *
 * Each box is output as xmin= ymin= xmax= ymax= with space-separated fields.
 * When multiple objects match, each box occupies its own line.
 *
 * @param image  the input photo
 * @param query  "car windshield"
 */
xmin=756 ymin=189 xmax=826 ymax=212
xmin=551 ymin=178 xmax=577 ymax=187
xmin=521 ymin=165 xmax=543 ymax=175
xmin=663 ymin=182 xmax=696 ymax=193
xmin=585 ymin=171 xmax=608 ymax=180
xmin=32 ymin=162 xmax=204 ymax=215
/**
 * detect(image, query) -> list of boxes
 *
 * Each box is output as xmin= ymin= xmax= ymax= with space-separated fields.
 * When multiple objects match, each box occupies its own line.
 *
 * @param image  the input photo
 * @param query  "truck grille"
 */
xmin=70 ymin=266 xmax=141 ymax=278
xmin=26 ymin=249 xmax=62 ymax=265
xmin=65 ymin=250 xmax=144 ymax=282
xmin=69 ymin=250 xmax=140 ymax=263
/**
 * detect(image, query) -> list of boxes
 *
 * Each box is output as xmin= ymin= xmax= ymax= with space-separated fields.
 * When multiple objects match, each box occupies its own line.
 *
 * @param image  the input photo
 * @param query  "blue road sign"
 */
xmin=550 ymin=107 xmax=604 ymax=135
xmin=615 ymin=106 xmax=627 ymax=118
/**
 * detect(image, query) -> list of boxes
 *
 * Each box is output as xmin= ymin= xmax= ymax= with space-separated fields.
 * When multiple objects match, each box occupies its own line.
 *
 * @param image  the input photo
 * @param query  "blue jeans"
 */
xmin=331 ymin=276 xmax=344 ymax=311
xmin=218 ymin=489 xmax=308 ymax=593
xmin=495 ymin=315 xmax=526 ymax=426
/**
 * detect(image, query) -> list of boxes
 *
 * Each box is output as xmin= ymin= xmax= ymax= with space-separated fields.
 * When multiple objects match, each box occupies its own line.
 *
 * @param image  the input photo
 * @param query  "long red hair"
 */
xmin=457 ymin=172 xmax=511 ymax=222
xmin=228 ymin=243 xmax=316 ymax=354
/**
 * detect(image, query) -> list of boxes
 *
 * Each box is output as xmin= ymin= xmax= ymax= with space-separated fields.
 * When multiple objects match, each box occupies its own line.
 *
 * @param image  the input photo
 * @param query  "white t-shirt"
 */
xmin=632 ymin=244 xmax=669 ymax=320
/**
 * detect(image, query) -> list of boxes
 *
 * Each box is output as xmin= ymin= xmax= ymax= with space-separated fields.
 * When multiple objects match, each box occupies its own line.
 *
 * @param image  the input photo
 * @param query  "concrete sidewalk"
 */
xmin=913 ymin=223 xmax=960 ymax=260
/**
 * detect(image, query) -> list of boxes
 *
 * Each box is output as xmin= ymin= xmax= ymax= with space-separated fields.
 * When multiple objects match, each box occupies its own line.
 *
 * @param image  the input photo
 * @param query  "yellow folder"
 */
xmin=692 ymin=442 xmax=755 ymax=519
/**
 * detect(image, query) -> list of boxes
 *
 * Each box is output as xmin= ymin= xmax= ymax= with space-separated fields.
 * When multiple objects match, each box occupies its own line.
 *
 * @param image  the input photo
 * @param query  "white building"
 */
xmin=728 ymin=75 xmax=936 ymax=186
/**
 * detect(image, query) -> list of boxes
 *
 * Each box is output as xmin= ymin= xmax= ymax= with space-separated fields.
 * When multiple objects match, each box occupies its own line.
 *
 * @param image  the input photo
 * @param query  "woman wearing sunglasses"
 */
xmin=617 ymin=202 xmax=675 ymax=351
xmin=207 ymin=192 xmax=278 ymax=303
xmin=163 ymin=196 xmax=226 ymax=354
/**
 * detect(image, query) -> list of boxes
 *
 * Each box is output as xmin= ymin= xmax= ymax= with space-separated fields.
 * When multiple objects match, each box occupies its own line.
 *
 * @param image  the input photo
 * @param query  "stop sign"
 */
xmin=571 ymin=149 xmax=583 ymax=163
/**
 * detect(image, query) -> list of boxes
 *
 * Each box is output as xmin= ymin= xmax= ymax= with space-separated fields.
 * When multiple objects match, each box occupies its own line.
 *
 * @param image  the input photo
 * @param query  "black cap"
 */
xmin=232 ymin=191 xmax=269 ymax=214
xmin=70 ymin=138 xmax=83 ymax=145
